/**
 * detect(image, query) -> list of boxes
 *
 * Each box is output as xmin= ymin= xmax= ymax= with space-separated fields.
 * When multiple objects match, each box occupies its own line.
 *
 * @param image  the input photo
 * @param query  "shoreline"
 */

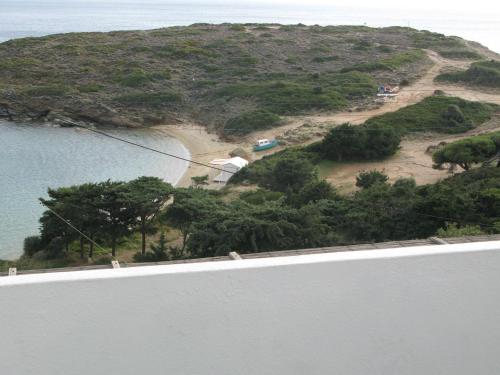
xmin=153 ymin=123 xmax=237 ymax=188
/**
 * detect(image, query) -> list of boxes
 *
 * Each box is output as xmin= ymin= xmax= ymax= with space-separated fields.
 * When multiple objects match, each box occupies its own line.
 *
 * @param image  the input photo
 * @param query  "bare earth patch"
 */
xmin=169 ymin=49 xmax=500 ymax=191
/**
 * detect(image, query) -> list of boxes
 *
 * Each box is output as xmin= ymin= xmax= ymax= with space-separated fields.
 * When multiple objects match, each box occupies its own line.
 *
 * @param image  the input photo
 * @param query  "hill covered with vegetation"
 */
xmin=436 ymin=60 xmax=500 ymax=88
xmin=0 ymin=24 xmax=483 ymax=133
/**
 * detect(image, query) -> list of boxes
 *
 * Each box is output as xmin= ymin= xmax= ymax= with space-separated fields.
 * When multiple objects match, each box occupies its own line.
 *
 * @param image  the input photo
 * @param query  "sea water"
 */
xmin=0 ymin=122 xmax=189 ymax=259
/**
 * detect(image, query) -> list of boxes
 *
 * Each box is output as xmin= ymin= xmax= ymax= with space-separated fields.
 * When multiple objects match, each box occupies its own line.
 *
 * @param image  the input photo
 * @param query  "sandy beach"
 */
xmin=153 ymin=123 xmax=237 ymax=187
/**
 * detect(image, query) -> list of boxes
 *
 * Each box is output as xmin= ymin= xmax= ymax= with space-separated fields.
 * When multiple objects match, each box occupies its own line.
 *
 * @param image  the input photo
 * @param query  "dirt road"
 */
xmin=253 ymin=50 xmax=500 ymax=191
xmin=169 ymin=50 xmax=499 ymax=189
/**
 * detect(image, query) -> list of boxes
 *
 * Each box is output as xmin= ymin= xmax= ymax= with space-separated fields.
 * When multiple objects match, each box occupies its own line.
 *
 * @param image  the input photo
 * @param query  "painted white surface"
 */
xmin=1 ymin=241 xmax=500 ymax=375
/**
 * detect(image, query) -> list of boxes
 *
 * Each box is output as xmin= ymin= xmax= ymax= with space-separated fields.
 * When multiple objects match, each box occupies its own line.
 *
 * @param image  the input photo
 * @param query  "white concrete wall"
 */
xmin=1 ymin=241 xmax=500 ymax=375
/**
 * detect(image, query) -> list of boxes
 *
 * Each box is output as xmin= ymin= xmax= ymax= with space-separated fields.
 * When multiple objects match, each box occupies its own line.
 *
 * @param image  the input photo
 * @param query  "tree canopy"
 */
xmin=433 ymin=132 xmax=500 ymax=170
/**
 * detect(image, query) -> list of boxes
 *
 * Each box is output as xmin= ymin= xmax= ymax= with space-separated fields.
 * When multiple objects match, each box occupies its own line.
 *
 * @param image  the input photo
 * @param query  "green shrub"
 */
xmin=156 ymin=41 xmax=217 ymax=59
xmin=229 ymin=55 xmax=258 ymax=66
xmin=366 ymin=96 xmax=496 ymax=135
xmin=322 ymin=71 xmax=377 ymax=99
xmin=223 ymin=110 xmax=282 ymax=136
xmin=341 ymin=50 xmax=425 ymax=73
xmin=133 ymin=233 xmax=170 ymax=262
xmin=432 ymin=132 xmax=500 ymax=170
xmin=356 ymin=170 xmax=389 ymax=189
xmin=22 ymin=85 xmax=68 ymax=97
xmin=320 ymin=123 xmax=401 ymax=161
xmin=437 ymin=50 xmax=482 ymax=59
xmin=115 ymin=91 xmax=182 ymax=107
xmin=377 ymin=45 xmax=393 ymax=53
xmin=352 ymin=40 xmax=373 ymax=50
xmin=230 ymin=149 xmax=317 ymax=189
xmin=341 ymin=62 xmax=392 ymax=73
xmin=410 ymin=31 xmax=465 ymax=49
xmin=23 ymin=236 xmax=43 ymax=257
xmin=229 ymin=24 xmax=246 ymax=31
xmin=436 ymin=223 xmax=486 ymax=237
xmin=0 ymin=57 xmax=40 ymax=70
xmin=78 ymin=83 xmax=104 ymax=93
xmin=312 ymin=56 xmax=338 ymax=63
xmin=115 ymin=68 xmax=170 ymax=87
xmin=216 ymin=80 xmax=347 ymax=115
xmin=436 ymin=60 xmax=500 ymax=87
xmin=240 ymin=189 xmax=284 ymax=205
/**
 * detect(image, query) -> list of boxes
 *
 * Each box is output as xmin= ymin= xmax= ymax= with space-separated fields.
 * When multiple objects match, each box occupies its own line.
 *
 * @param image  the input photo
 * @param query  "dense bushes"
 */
xmin=356 ymin=170 xmax=389 ymax=189
xmin=433 ymin=132 xmax=500 ymax=170
xmin=22 ymin=85 xmax=69 ymax=97
xmin=410 ymin=30 xmax=466 ymax=49
xmin=366 ymin=96 xmax=496 ymax=134
xmin=23 ymin=236 xmax=43 ymax=257
xmin=192 ymin=167 xmax=500 ymax=256
xmin=215 ymin=71 xmax=376 ymax=116
xmin=318 ymin=123 xmax=401 ymax=161
xmin=223 ymin=110 xmax=282 ymax=136
xmin=312 ymin=55 xmax=338 ymax=63
xmin=436 ymin=60 xmax=500 ymax=87
xmin=216 ymin=80 xmax=347 ymax=115
xmin=437 ymin=50 xmax=482 ymax=59
xmin=114 ymin=91 xmax=182 ymax=107
xmin=229 ymin=149 xmax=318 ymax=190
xmin=115 ymin=68 xmax=171 ymax=87
xmin=341 ymin=50 xmax=426 ymax=73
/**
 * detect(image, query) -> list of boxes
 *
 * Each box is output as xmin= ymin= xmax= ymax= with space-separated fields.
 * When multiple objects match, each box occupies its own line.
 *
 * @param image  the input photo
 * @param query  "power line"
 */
xmin=66 ymin=122 xmax=237 ymax=175
xmin=40 ymin=201 xmax=107 ymax=252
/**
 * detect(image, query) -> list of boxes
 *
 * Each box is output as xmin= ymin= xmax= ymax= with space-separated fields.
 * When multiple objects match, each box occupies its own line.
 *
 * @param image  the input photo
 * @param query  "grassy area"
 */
xmin=0 ymin=24 xmax=459 ymax=130
xmin=215 ymin=71 xmax=376 ymax=115
xmin=435 ymin=60 xmax=500 ymax=88
xmin=317 ymin=159 xmax=338 ymax=179
xmin=409 ymin=30 xmax=467 ymax=49
xmin=21 ymin=85 xmax=70 ymax=97
xmin=341 ymin=50 xmax=426 ymax=73
xmin=223 ymin=110 xmax=282 ymax=136
xmin=114 ymin=91 xmax=182 ymax=107
xmin=437 ymin=50 xmax=483 ymax=59
xmin=216 ymin=80 xmax=348 ymax=115
xmin=366 ymin=96 xmax=498 ymax=134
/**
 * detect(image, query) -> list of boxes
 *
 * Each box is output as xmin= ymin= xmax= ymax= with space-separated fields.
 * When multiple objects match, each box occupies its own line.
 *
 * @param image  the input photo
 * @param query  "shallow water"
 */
xmin=0 ymin=121 xmax=189 ymax=259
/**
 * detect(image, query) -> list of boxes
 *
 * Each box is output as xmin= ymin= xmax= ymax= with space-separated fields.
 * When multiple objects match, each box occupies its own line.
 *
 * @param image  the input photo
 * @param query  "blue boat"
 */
xmin=253 ymin=139 xmax=279 ymax=152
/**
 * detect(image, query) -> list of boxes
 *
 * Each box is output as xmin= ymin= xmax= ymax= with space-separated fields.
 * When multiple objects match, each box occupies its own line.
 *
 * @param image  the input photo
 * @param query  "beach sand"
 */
xmin=153 ymin=123 xmax=237 ymax=187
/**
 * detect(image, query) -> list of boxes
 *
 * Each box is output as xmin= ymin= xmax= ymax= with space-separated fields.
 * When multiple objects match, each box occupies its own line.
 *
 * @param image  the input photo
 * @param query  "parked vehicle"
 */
xmin=253 ymin=139 xmax=279 ymax=152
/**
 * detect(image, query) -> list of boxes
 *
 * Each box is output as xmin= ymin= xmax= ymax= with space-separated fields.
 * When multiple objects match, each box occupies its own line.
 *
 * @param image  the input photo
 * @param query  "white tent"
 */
xmin=210 ymin=157 xmax=249 ymax=183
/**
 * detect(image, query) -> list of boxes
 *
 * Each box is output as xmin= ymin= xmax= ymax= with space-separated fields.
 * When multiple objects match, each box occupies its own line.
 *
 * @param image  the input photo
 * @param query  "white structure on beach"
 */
xmin=210 ymin=156 xmax=249 ymax=183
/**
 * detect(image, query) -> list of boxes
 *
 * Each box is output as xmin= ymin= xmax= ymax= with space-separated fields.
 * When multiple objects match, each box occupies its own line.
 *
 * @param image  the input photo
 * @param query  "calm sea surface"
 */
xmin=0 ymin=1 xmax=498 ymax=259
xmin=0 ymin=123 xmax=188 ymax=259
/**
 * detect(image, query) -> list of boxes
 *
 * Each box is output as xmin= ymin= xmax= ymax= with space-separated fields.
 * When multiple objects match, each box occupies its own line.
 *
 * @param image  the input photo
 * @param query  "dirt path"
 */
xmin=252 ymin=50 xmax=500 ymax=191
xmin=253 ymin=50 xmax=497 ymax=140
xmin=166 ymin=50 xmax=499 ymax=189
xmin=325 ymin=116 xmax=500 ymax=193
